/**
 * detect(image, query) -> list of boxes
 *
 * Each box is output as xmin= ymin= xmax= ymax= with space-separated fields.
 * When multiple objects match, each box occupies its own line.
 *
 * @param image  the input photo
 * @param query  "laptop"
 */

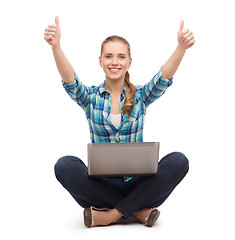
xmin=88 ymin=142 xmax=160 ymax=177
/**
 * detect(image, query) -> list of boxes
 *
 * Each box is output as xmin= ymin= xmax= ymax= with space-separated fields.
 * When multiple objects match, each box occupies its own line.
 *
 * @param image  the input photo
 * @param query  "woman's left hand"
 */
xmin=177 ymin=20 xmax=195 ymax=49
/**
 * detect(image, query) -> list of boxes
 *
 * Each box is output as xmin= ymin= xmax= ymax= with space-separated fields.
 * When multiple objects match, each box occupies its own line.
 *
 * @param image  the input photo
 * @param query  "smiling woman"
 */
xmin=45 ymin=16 xmax=193 ymax=228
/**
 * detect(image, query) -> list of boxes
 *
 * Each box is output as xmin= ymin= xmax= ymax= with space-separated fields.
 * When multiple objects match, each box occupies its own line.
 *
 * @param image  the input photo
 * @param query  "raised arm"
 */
xmin=44 ymin=16 xmax=75 ymax=83
xmin=161 ymin=20 xmax=195 ymax=79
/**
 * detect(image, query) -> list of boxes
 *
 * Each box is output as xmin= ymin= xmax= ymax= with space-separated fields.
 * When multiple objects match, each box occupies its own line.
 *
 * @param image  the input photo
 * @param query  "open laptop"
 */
xmin=88 ymin=142 xmax=160 ymax=177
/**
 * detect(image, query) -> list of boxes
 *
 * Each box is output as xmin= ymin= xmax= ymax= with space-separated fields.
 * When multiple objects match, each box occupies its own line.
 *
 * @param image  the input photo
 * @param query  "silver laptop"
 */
xmin=88 ymin=142 xmax=160 ymax=177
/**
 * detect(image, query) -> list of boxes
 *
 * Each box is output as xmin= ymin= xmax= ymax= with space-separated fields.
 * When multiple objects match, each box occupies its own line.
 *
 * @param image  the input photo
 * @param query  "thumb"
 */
xmin=179 ymin=20 xmax=184 ymax=32
xmin=55 ymin=16 xmax=59 ymax=26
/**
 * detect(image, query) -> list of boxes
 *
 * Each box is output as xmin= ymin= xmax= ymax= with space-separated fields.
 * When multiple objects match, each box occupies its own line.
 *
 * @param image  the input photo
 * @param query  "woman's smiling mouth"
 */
xmin=109 ymin=68 xmax=121 ymax=73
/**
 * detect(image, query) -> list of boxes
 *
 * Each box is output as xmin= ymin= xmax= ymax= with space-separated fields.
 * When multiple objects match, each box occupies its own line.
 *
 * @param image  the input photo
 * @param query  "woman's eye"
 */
xmin=106 ymin=55 xmax=111 ymax=59
xmin=120 ymin=55 xmax=126 ymax=60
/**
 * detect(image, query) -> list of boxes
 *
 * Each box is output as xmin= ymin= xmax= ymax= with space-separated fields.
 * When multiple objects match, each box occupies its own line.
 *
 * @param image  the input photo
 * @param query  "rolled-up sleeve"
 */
xmin=62 ymin=73 xmax=90 ymax=109
xmin=142 ymin=67 xmax=173 ymax=108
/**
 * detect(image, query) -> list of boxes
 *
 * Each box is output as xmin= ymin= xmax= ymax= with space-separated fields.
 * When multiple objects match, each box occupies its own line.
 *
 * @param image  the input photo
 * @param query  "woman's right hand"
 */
xmin=44 ymin=16 xmax=61 ymax=48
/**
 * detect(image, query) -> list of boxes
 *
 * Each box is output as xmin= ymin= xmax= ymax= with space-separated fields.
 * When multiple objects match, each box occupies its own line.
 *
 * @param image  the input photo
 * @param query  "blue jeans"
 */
xmin=54 ymin=152 xmax=189 ymax=219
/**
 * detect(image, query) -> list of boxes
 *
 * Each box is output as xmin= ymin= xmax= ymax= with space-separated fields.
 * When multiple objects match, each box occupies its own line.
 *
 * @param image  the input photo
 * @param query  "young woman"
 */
xmin=44 ymin=16 xmax=195 ymax=228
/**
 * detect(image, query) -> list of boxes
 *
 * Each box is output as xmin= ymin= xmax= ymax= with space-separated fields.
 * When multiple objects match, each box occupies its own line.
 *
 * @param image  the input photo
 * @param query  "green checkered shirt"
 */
xmin=62 ymin=67 xmax=172 ymax=143
xmin=62 ymin=67 xmax=173 ymax=182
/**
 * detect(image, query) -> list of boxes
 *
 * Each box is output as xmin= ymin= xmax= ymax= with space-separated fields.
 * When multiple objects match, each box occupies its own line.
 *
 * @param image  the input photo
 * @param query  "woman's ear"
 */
xmin=128 ymin=58 xmax=132 ymax=69
xmin=99 ymin=56 xmax=103 ymax=67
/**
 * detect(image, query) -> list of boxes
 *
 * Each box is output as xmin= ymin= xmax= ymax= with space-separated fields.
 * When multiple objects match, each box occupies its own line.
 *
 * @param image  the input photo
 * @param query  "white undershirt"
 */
xmin=110 ymin=113 xmax=121 ymax=129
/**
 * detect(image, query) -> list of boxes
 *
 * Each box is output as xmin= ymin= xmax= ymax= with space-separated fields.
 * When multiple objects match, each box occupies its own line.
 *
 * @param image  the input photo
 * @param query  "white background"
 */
xmin=1 ymin=0 xmax=235 ymax=239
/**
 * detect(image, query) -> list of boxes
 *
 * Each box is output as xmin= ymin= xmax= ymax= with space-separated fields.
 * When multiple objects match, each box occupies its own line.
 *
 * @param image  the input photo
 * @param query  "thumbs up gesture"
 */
xmin=44 ymin=16 xmax=61 ymax=48
xmin=177 ymin=20 xmax=195 ymax=49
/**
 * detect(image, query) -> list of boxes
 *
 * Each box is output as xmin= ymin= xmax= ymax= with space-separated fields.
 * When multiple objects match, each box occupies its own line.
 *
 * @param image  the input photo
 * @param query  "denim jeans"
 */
xmin=54 ymin=152 xmax=189 ymax=219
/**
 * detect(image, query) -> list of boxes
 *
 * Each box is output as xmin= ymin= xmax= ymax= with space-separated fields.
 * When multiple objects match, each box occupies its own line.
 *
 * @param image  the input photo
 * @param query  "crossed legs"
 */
xmin=54 ymin=152 xmax=189 ymax=226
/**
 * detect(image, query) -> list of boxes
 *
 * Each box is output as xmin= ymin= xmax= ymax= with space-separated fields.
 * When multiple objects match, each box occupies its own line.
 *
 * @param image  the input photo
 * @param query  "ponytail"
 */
xmin=121 ymin=71 xmax=136 ymax=117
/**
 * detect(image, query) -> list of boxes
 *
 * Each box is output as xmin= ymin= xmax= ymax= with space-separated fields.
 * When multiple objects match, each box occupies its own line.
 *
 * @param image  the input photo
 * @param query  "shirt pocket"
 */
xmin=121 ymin=108 xmax=143 ymax=134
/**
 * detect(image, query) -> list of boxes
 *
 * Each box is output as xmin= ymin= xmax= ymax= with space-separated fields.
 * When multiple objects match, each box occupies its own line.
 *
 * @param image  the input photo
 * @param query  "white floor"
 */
xmin=2 ymin=162 xmax=234 ymax=240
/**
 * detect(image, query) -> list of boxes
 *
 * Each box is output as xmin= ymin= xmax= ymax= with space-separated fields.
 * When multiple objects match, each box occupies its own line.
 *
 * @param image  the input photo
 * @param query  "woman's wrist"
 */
xmin=51 ymin=44 xmax=61 ymax=51
xmin=177 ymin=43 xmax=187 ymax=52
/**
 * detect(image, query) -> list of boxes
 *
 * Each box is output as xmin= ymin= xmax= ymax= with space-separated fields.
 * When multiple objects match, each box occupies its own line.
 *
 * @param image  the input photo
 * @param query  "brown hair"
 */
xmin=100 ymin=35 xmax=136 ymax=117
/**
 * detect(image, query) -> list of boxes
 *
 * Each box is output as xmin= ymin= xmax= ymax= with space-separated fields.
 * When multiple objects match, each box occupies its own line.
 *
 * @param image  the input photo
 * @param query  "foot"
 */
xmin=132 ymin=208 xmax=152 ymax=225
xmin=92 ymin=208 xmax=122 ymax=227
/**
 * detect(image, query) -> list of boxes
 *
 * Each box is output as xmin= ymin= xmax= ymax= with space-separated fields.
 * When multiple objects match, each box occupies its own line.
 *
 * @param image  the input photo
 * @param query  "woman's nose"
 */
xmin=111 ymin=57 xmax=118 ymax=65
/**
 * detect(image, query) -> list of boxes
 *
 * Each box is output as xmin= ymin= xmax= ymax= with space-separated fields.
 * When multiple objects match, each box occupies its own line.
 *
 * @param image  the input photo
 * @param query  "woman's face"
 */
xmin=99 ymin=41 xmax=132 ymax=82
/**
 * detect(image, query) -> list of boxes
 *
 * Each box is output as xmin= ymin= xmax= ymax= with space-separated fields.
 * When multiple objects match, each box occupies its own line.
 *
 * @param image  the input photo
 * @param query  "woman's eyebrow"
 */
xmin=104 ymin=53 xmax=127 ymax=55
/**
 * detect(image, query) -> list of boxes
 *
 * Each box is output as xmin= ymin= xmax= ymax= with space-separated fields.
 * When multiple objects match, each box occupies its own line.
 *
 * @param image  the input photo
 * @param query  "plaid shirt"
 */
xmin=62 ymin=67 xmax=172 ymax=182
xmin=62 ymin=67 xmax=173 ymax=144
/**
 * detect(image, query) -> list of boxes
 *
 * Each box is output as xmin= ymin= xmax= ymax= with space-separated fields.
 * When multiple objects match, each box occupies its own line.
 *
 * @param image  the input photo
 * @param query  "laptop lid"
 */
xmin=88 ymin=142 xmax=160 ymax=177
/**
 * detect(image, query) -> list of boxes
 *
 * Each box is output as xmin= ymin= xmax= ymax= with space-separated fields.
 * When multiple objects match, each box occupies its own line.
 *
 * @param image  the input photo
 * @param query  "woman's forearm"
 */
xmin=52 ymin=45 xmax=75 ymax=83
xmin=161 ymin=44 xmax=186 ymax=80
xmin=161 ymin=20 xmax=195 ymax=79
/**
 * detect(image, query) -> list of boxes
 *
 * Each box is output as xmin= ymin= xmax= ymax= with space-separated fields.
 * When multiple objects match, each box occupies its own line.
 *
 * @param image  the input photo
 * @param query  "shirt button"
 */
xmin=115 ymin=133 xmax=120 ymax=142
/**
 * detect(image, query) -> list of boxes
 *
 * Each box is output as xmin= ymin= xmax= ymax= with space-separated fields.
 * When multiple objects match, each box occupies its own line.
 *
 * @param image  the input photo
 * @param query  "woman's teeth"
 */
xmin=110 ymin=68 xmax=120 ymax=72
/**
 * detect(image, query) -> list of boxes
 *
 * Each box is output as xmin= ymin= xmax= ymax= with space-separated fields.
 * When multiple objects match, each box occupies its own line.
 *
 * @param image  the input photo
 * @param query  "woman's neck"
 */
xmin=105 ymin=78 xmax=125 ymax=95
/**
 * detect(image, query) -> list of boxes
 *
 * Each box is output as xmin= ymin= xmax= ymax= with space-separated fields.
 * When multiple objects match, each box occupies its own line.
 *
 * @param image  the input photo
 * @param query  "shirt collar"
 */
xmin=98 ymin=81 xmax=126 ymax=95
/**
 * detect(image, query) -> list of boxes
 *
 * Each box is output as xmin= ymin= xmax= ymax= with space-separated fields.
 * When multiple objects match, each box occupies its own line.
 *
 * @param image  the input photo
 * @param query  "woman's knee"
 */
xmin=54 ymin=155 xmax=84 ymax=181
xmin=161 ymin=151 xmax=189 ymax=174
xmin=171 ymin=152 xmax=189 ymax=173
